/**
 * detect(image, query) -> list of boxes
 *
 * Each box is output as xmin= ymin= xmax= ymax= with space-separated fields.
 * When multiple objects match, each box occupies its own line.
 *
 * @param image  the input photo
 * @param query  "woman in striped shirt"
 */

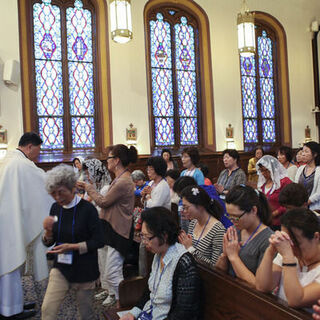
xmin=178 ymin=186 xmax=225 ymax=267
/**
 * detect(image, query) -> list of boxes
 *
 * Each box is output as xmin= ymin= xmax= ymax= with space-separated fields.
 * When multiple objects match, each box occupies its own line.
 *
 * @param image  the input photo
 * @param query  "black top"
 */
xmin=136 ymin=252 xmax=202 ymax=320
xmin=44 ymin=199 xmax=104 ymax=283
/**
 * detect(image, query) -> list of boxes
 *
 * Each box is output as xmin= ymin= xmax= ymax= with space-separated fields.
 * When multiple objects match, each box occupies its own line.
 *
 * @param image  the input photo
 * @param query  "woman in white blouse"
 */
xmin=256 ymin=208 xmax=320 ymax=309
xmin=277 ymin=146 xmax=297 ymax=181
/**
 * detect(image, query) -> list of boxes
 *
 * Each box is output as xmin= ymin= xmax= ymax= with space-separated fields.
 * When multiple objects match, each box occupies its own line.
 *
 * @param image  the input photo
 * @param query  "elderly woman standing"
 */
xmin=42 ymin=164 xmax=104 ymax=320
xmin=257 ymin=155 xmax=292 ymax=230
xmin=77 ymin=144 xmax=137 ymax=307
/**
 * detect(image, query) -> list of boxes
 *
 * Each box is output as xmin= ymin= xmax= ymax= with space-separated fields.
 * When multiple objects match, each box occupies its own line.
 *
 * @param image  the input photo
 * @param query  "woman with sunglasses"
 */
xmin=77 ymin=144 xmax=137 ymax=308
xmin=120 ymin=207 xmax=201 ymax=320
xmin=215 ymin=185 xmax=273 ymax=286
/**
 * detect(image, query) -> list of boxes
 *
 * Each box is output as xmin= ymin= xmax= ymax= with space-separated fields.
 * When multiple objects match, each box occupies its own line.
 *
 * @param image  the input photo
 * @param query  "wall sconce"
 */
xmin=0 ymin=125 xmax=8 ymax=159
xmin=126 ymin=123 xmax=137 ymax=145
xmin=311 ymin=20 xmax=319 ymax=32
xmin=226 ymin=124 xmax=236 ymax=149
xmin=237 ymin=0 xmax=255 ymax=57
xmin=110 ymin=0 xmax=133 ymax=44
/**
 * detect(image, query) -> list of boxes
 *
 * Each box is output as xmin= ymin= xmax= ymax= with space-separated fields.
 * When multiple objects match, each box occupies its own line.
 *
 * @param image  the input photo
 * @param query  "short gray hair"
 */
xmin=131 ymin=169 xmax=145 ymax=182
xmin=45 ymin=164 xmax=78 ymax=193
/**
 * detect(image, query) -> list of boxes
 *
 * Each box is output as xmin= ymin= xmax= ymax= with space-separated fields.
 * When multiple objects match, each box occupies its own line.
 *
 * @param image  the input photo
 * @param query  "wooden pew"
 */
xmin=104 ymin=262 xmax=312 ymax=320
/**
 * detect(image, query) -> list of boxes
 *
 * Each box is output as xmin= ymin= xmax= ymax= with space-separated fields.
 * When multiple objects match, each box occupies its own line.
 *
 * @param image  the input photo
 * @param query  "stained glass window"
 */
xmin=149 ymin=10 xmax=200 ymax=147
xmin=241 ymin=27 xmax=278 ymax=148
xmin=32 ymin=0 xmax=96 ymax=150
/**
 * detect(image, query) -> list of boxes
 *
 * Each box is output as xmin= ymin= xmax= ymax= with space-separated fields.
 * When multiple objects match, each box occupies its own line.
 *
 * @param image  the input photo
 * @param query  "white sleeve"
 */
xmin=273 ymin=253 xmax=283 ymax=267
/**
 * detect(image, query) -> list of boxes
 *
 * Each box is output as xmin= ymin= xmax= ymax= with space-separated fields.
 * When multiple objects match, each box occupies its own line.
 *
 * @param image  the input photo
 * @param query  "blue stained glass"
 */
xmin=151 ymin=69 xmax=174 ymax=117
xmin=150 ymin=16 xmax=172 ymax=69
xmin=262 ymin=119 xmax=276 ymax=143
xmin=35 ymin=60 xmax=64 ymax=116
xmin=72 ymin=117 xmax=95 ymax=148
xmin=33 ymin=2 xmax=62 ymax=60
xmin=260 ymin=78 xmax=275 ymax=118
xmin=175 ymin=17 xmax=195 ymax=71
xmin=155 ymin=117 xmax=175 ymax=146
xmin=258 ymin=31 xmax=273 ymax=78
xmin=68 ymin=62 xmax=94 ymax=116
xmin=168 ymin=10 xmax=176 ymax=16
xmin=39 ymin=117 xmax=64 ymax=149
xmin=244 ymin=119 xmax=258 ymax=143
xmin=66 ymin=5 xmax=92 ymax=62
xmin=180 ymin=118 xmax=198 ymax=145
xmin=240 ymin=56 xmax=256 ymax=77
xmin=241 ymin=76 xmax=257 ymax=118
xmin=177 ymin=71 xmax=197 ymax=117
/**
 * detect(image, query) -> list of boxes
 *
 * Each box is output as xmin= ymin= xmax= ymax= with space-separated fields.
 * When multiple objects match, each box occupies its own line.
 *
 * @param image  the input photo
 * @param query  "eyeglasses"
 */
xmin=106 ymin=156 xmax=116 ymax=160
xmin=139 ymin=233 xmax=156 ymax=242
xmin=225 ymin=210 xmax=247 ymax=223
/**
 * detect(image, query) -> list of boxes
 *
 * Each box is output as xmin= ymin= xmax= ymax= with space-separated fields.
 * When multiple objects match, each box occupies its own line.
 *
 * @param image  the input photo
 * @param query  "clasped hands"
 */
xmin=268 ymin=230 xmax=294 ymax=258
xmin=222 ymin=227 xmax=240 ymax=260
xmin=178 ymin=230 xmax=193 ymax=249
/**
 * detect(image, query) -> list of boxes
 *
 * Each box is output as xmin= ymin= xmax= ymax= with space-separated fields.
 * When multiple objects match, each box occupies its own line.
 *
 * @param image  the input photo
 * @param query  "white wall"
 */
xmin=0 ymin=0 xmax=23 ymax=149
xmin=1 ymin=0 xmax=320 ymax=153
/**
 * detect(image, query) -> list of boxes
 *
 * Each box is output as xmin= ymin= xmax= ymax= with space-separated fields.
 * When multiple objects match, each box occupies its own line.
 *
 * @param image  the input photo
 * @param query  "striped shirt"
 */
xmin=187 ymin=219 xmax=225 ymax=267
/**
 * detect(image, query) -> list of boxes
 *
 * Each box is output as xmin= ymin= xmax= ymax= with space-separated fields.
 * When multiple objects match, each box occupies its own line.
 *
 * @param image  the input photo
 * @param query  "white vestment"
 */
xmin=0 ymin=150 xmax=53 ymax=316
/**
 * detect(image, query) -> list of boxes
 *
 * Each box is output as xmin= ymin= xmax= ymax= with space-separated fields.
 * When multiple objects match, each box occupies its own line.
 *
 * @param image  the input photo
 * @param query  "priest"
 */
xmin=0 ymin=132 xmax=53 ymax=319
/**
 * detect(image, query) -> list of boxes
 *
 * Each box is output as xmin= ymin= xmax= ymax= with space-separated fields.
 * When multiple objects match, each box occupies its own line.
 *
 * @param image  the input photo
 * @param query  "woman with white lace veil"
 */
xmin=82 ymin=158 xmax=112 ymax=196
xmin=256 ymin=155 xmax=292 ymax=230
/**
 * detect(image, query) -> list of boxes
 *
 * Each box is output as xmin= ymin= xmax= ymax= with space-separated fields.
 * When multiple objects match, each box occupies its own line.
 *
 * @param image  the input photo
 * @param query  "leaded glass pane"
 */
xmin=151 ymin=69 xmax=174 ymax=117
xmin=175 ymin=17 xmax=195 ymax=71
xmin=66 ymin=2 xmax=93 ymax=62
xmin=177 ymin=71 xmax=197 ymax=117
xmin=260 ymin=78 xmax=275 ymax=118
xmin=155 ymin=117 xmax=175 ymax=146
xmin=150 ymin=14 xmax=172 ymax=69
xmin=262 ymin=119 xmax=276 ymax=143
xmin=68 ymin=62 xmax=94 ymax=115
xmin=244 ymin=119 xmax=258 ymax=143
xmin=240 ymin=56 xmax=256 ymax=77
xmin=35 ymin=60 xmax=64 ymax=116
xmin=241 ymin=76 xmax=257 ymax=118
xmin=258 ymin=31 xmax=274 ymax=78
xmin=39 ymin=117 xmax=64 ymax=149
xmin=180 ymin=118 xmax=198 ymax=145
xmin=72 ymin=117 xmax=95 ymax=148
xmin=33 ymin=2 xmax=61 ymax=60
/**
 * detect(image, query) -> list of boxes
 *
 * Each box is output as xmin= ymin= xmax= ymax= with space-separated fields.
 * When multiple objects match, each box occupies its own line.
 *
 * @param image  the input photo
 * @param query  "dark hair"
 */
xmin=278 ymin=146 xmax=293 ymax=163
xmin=108 ymin=144 xmax=137 ymax=167
xmin=173 ymin=176 xmax=197 ymax=195
xmin=147 ymin=156 xmax=167 ymax=178
xmin=222 ymin=149 xmax=240 ymax=163
xmin=161 ymin=148 xmax=173 ymax=161
xmin=141 ymin=207 xmax=179 ymax=245
xmin=280 ymin=208 xmax=320 ymax=256
xmin=72 ymin=157 xmax=81 ymax=165
xmin=279 ymin=183 xmax=309 ymax=208
xmin=18 ymin=132 xmax=42 ymax=146
xmin=225 ymin=185 xmax=271 ymax=225
xmin=254 ymin=145 xmax=264 ymax=156
xmin=198 ymin=163 xmax=209 ymax=178
xmin=294 ymin=147 xmax=303 ymax=163
xmin=304 ymin=141 xmax=320 ymax=166
xmin=165 ymin=169 xmax=180 ymax=181
xmin=181 ymin=186 xmax=223 ymax=219
xmin=182 ymin=147 xmax=200 ymax=166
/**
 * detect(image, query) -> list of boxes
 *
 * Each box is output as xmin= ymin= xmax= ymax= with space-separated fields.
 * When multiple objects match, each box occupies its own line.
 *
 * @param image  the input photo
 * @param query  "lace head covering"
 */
xmin=256 ymin=155 xmax=288 ymax=192
xmin=82 ymin=158 xmax=111 ymax=191
xmin=73 ymin=156 xmax=84 ymax=173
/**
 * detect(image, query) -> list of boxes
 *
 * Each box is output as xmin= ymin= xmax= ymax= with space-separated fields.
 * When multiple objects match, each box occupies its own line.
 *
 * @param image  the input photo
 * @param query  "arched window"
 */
xmin=241 ymin=13 xmax=291 ymax=150
xmin=18 ymin=0 xmax=112 ymax=154
xmin=144 ymin=0 xmax=215 ymax=150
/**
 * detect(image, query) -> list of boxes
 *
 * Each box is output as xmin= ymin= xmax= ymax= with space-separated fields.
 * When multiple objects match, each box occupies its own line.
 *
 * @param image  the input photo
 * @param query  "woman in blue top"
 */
xmin=180 ymin=147 xmax=204 ymax=185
